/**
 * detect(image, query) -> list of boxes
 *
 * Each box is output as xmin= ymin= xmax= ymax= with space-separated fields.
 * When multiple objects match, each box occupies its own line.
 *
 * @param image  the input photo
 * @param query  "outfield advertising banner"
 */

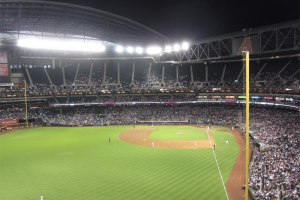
xmin=233 ymin=35 xmax=260 ymax=55
xmin=197 ymin=96 xmax=208 ymax=98
xmin=103 ymin=102 xmax=115 ymax=105
xmin=225 ymin=96 xmax=235 ymax=99
xmin=276 ymin=97 xmax=284 ymax=101
xmin=164 ymin=102 xmax=177 ymax=104
xmin=225 ymin=100 xmax=237 ymax=104
xmin=0 ymin=119 xmax=19 ymax=124
xmin=251 ymin=96 xmax=262 ymax=99
xmin=264 ymin=96 xmax=274 ymax=100
xmin=0 ymin=64 xmax=9 ymax=76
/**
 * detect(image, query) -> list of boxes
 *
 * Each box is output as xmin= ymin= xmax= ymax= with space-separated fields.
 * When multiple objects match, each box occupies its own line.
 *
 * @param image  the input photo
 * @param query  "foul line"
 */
xmin=206 ymin=129 xmax=229 ymax=200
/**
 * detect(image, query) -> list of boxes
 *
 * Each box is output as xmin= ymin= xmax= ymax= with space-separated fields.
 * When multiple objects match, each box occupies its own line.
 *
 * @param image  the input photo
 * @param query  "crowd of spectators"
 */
xmin=11 ymin=58 xmax=298 ymax=94
xmin=0 ymin=108 xmax=42 ymax=120
xmin=0 ymin=101 xmax=299 ymax=200
xmin=245 ymin=109 xmax=300 ymax=200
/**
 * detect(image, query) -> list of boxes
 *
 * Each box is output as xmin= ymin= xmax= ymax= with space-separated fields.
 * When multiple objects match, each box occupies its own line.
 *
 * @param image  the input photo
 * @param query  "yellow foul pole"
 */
xmin=24 ymin=80 xmax=28 ymax=128
xmin=244 ymin=51 xmax=250 ymax=200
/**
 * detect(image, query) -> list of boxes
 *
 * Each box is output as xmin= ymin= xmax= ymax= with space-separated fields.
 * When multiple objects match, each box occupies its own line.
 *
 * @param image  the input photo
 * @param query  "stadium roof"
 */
xmin=0 ymin=0 xmax=169 ymax=46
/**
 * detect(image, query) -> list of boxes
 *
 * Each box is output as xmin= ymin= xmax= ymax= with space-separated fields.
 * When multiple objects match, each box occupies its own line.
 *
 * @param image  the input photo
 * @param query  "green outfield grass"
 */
xmin=0 ymin=126 xmax=239 ymax=200
xmin=148 ymin=125 xmax=208 ymax=140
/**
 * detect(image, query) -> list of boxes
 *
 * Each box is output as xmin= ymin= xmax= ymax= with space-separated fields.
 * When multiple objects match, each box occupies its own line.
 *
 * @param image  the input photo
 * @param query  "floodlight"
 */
xmin=116 ymin=46 xmax=124 ymax=53
xmin=146 ymin=47 xmax=162 ymax=55
xmin=136 ymin=47 xmax=143 ymax=54
xmin=182 ymin=42 xmax=189 ymax=50
xmin=18 ymin=39 xmax=105 ymax=52
xmin=173 ymin=44 xmax=180 ymax=51
xmin=165 ymin=45 xmax=172 ymax=52
xmin=127 ymin=46 xmax=134 ymax=53
xmin=83 ymin=43 xmax=105 ymax=52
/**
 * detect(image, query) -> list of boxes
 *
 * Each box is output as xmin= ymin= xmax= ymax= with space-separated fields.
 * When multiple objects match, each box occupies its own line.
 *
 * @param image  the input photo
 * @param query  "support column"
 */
xmin=52 ymin=59 xmax=55 ymax=69
xmin=117 ymin=62 xmax=120 ymax=84
xmin=288 ymin=68 xmax=300 ymax=80
xmin=176 ymin=65 xmax=179 ymax=82
xmin=44 ymin=68 xmax=53 ymax=85
xmin=147 ymin=63 xmax=152 ymax=83
xmin=205 ymin=65 xmax=208 ymax=82
xmin=162 ymin=66 xmax=165 ymax=83
xmin=131 ymin=62 xmax=135 ymax=84
xmin=62 ymin=66 xmax=66 ymax=85
xmin=74 ymin=62 xmax=80 ymax=84
xmin=103 ymin=63 xmax=107 ymax=84
xmin=237 ymin=64 xmax=245 ymax=81
xmin=270 ymin=60 xmax=291 ymax=82
xmin=221 ymin=65 xmax=226 ymax=82
xmin=25 ymin=68 xmax=33 ymax=85
xmin=190 ymin=65 xmax=194 ymax=82
xmin=254 ymin=62 xmax=268 ymax=81
xmin=88 ymin=62 xmax=94 ymax=85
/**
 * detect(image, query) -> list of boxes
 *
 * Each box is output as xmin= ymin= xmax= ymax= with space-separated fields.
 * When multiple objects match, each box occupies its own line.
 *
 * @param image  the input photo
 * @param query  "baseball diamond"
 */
xmin=0 ymin=1 xmax=299 ymax=200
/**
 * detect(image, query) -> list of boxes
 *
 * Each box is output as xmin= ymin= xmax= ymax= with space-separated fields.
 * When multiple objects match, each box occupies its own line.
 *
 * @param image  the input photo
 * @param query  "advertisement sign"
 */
xmin=251 ymin=96 xmax=262 ymax=99
xmin=0 ymin=64 xmax=9 ymax=76
xmin=212 ymin=96 xmax=222 ymax=99
xmin=233 ymin=35 xmax=260 ymax=55
xmin=103 ymin=102 xmax=115 ymax=105
xmin=275 ymin=97 xmax=284 ymax=101
xmin=225 ymin=96 xmax=235 ymax=99
xmin=264 ymin=96 xmax=274 ymax=100
xmin=197 ymin=96 xmax=208 ymax=98
xmin=0 ymin=119 xmax=19 ymax=124
xmin=225 ymin=100 xmax=237 ymax=104
xmin=285 ymin=98 xmax=293 ymax=102
xmin=0 ymin=83 xmax=14 ymax=86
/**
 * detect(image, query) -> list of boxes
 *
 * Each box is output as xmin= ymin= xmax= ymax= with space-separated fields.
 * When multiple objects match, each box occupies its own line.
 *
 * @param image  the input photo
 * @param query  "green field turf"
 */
xmin=0 ymin=126 xmax=239 ymax=200
xmin=148 ymin=125 xmax=208 ymax=140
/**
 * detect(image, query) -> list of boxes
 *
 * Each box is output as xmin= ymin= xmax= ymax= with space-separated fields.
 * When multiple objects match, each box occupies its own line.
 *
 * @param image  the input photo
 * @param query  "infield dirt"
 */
xmin=119 ymin=127 xmax=215 ymax=149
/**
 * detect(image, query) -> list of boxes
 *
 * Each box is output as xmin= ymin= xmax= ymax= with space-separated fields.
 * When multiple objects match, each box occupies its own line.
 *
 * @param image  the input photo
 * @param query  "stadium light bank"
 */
xmin=17 ymin=39 xmax=189 ymax=55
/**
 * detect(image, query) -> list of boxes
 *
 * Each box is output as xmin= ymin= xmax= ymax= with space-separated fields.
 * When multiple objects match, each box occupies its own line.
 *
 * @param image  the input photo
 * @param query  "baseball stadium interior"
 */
xmin=0 ymin=1 xmax=299 ymax=200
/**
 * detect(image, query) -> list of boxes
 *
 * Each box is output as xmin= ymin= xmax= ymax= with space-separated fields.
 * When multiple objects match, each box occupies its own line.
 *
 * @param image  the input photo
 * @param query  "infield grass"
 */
xmin=0 ymin=126 xmax=239 ymax=200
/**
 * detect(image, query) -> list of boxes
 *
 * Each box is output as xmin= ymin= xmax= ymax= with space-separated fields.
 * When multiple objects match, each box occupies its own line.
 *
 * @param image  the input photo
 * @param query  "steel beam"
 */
xmin=103 ymin=63 xmax=107 ymax=84
xmin=131 ymin=62 xmax=135 ymax=84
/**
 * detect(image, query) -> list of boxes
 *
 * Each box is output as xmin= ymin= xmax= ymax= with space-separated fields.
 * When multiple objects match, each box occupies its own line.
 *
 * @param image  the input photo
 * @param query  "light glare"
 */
xmin=182 ymin=42 xmax=189 ymax=50
xmin=165 ymin=46 xmax=172 ymax=52
xmin=136 ymin=47 xmax=143 ymax=54
xmin=18 ymin=39 xmax=105 ymax=52
xmin=146 ymin=47 xmax=162 ymax=55
xmin=127 ymin=46 xmax=134 ymax=53
xmin=173 ymin=44 xmax=180 ymax=51
xmin=116 ymin=46 xmax=124 ymax=53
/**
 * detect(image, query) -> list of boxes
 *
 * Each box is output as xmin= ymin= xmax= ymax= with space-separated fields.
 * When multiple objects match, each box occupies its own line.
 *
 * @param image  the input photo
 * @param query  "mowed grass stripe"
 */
xmin=0 ymin=126 xmax=237 ymax=200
